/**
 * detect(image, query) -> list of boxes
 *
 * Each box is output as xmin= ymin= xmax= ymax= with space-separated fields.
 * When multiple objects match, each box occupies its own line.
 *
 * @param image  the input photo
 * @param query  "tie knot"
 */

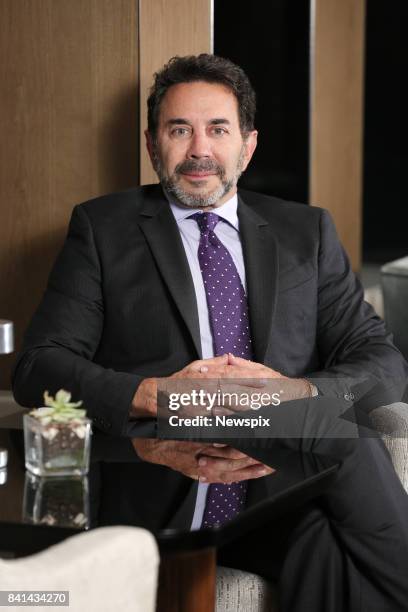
xmin=189 ymin=212 xmax=220 ymax=233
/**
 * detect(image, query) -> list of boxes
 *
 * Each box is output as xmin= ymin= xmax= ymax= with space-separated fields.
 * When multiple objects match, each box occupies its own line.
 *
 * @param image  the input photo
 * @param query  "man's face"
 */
xmin=146 ymin=81 xmax=257 ymax=209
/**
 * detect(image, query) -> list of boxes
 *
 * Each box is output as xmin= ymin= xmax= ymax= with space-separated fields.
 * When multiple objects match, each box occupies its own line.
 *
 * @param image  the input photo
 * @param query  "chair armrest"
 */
xmin=369 ymin=402 xmax=408 ymax=492
xmin=0 ymin=526 xmax=159 ymax=612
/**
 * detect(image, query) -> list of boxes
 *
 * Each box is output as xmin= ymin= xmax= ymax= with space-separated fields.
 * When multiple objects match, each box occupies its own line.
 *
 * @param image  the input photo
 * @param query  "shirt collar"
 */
xmin=167 ymin=190 xmax=239 ymax=230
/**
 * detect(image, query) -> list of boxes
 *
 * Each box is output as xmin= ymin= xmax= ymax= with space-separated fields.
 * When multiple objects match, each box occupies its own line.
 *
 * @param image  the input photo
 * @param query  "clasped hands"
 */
xmin=131 ymin=354 xmax=311 ymax=483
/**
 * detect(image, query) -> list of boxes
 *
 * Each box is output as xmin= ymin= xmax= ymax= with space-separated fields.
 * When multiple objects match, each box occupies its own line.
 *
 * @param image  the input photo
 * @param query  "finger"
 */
xmin=228 ymin=353 xmax=258 ymax=367
xmin=169 ymin=357 xmax=225 ymax=377
xmin=188 ymin=364 xmax=229 ymax=378
xmin=220 ymin=372 xmax=270 ymax=386
xmin=220 ymin=463 xmax=275 ymax=482
xmin=212 ymin=406 xmax=235 ymax=416
xmin=228 ymin=354 xmax=283 ymax=376
xmin=196 ymin=366 xmax=270 ymax=385
xmin=190 ymin=355 xmax=229 ymax=370
xmin=226 ymin=354 xmax=272 ymax=369
xmin=192 ymin=364 xmax=265 ymax=380
xmin=199 ymin=463 xmax=275 ymax=483
xmin=224 ymin=370 xmax=272 ymax=382
xmin=212 ymin=401 xmax=258 ymax=414
xmin=172 ymin=441 xmax=213 ymax=455
xmin=221 ymin=376 xmax=269 ymax=388
xmin=200 ymin=446 xmax=250 ymax=460
xmin=177 ymin=362 xmax=229 ymax=378
xmin=198 ymin=455 xmax=261 ymax=473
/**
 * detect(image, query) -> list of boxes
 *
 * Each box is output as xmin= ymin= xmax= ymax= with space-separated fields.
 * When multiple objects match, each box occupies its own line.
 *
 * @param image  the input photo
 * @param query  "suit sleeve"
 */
xmin=12 ymin=205 xmax=145 ymax=437
xmin=305 ymin=209 xmax=408 ymax=410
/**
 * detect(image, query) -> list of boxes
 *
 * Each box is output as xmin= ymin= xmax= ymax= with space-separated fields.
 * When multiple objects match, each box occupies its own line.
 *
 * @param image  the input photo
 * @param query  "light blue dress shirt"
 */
xmin=168 ymin=192 xmax=248 ymax=530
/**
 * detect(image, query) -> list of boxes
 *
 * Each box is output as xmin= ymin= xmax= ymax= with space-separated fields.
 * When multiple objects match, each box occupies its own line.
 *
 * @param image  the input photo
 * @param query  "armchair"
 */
xmin=0 ymin=526 xmax=159 ymax=612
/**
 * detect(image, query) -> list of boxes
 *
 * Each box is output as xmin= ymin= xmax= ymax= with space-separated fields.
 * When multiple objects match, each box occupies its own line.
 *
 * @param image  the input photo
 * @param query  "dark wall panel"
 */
xmin=363 ymin=0 xmax=408 ymax=261
xmin=214 ymin=0 xmax=310 ymax=203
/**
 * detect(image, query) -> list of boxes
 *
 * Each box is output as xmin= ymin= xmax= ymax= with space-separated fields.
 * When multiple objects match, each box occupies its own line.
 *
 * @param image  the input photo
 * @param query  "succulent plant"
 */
xmin=29 ymin=389 xmax=86 ymax=426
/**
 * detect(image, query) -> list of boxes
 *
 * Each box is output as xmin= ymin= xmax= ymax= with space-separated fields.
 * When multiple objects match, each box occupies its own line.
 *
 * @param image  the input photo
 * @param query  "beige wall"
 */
xmin=310 ymin=0 xmax=366 ymax=270
xmin=0 ymin=0 xmax=139 ymax=388
xmin=139 ymin=0 xmax=213 ymax=185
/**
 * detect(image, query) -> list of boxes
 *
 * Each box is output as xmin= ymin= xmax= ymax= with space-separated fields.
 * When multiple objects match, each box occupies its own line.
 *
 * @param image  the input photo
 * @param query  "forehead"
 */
xmin=158 ymin=81 xmax=240 ymax=125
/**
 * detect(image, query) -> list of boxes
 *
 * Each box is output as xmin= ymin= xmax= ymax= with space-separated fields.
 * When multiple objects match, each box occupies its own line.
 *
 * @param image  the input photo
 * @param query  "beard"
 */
xmin=152 ymin=146 xmax=246 ymax=208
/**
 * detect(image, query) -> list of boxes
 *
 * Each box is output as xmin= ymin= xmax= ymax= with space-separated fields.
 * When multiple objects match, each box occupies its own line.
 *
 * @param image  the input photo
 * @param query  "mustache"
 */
xmin=175 ymin=159 xmax=225 ymax=177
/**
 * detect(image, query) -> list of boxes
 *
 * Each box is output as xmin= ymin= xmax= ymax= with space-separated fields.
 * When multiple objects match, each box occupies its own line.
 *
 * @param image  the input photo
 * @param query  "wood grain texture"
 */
xmin=0 ymin=0 xmax=139 ymax=388
xmin=310 ymin=0 xmax=366 ymax=270
xmin=157 ymin=548 xmax=216 ymax=612
xmin=139 ymin=0 xmax=213 ymax=185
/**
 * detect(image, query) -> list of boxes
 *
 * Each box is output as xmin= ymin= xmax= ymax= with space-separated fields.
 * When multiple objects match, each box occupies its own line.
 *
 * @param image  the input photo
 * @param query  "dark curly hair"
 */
xmin=147 ymin=54 xmax=256 ymax=138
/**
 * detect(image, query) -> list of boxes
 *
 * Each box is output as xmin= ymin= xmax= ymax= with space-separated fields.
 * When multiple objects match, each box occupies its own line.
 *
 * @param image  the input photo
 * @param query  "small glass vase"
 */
xmin=23 ymin=413 xmax=91 ymax=477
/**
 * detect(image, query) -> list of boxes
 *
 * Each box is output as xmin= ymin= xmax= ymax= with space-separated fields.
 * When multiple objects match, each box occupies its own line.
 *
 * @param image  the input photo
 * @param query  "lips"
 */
xmin=182 ymin=172 xmax=215 ymax=178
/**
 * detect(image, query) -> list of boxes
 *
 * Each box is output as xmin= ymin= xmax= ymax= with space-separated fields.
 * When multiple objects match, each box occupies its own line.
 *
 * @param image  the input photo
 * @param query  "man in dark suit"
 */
xmin=13 ymin=54 xmax=408 ymax=610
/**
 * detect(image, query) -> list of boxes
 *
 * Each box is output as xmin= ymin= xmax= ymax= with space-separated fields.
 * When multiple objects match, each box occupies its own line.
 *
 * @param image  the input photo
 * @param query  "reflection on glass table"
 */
xmin=0 ymin=427 xmax=339 ymax=554
xmin=23 ymin=472 xmax=90 ymax=529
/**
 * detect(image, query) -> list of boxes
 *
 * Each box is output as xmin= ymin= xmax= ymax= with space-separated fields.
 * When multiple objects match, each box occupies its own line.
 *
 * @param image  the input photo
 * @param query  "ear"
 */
xmin=145 ymin=130 xmax=156 ymax=168
xmin=241 ymin=130 xmax=258 ymax=172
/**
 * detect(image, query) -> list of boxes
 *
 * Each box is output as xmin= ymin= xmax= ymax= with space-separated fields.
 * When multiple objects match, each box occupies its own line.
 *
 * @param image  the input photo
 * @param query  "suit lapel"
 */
xmin=165 ymin=480 xmax=199 ymax=530
xmin=135 ymin=187 xmax=278 ymax=363
xmin=137 ymin=186 xmax=202 ymax=358
xmin=238 ymin=194 xmax=279 ymax=363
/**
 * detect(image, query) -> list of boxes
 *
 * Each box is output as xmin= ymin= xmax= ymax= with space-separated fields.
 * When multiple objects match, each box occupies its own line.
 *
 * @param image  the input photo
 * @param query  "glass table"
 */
xmin=0 ymin=411 xmax=339 ymax=611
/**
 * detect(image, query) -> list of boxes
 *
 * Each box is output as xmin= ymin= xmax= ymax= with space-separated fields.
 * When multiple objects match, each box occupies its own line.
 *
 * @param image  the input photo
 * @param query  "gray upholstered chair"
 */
xmin=0 ymin=526 xmax=159 ymax=612
xmin=381 ymin=256 xmax=408 ymax=361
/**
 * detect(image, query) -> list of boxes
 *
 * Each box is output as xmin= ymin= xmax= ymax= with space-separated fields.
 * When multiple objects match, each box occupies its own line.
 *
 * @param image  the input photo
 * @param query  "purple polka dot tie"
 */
xmin=190 ymin=211 xmax=253 ymax=528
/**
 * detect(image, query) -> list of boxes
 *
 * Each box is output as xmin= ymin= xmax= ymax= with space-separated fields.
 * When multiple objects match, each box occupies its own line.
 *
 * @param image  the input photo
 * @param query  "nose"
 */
xmin=186 ymin=130 xmax=211 ymax=159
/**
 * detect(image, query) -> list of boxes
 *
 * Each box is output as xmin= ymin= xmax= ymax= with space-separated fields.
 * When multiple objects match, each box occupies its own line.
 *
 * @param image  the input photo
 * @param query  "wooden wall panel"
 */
xmin=139 ymin=0 xmax=213 ymax=185
xmin=0 ymin=0 xmax=139 ymax=388
xmin=310 ymin=0 xmax=366 ymax=270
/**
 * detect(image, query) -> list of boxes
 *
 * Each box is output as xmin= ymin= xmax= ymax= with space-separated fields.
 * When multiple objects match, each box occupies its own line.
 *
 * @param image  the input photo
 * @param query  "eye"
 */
xmin=210 ymin=126 xmax=228 ymax=137
xmin=170 ymin=127 xmax=191 ymax=138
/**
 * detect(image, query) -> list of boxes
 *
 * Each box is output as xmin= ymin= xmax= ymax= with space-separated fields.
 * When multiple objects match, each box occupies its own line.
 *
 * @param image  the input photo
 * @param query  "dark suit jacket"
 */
xmin=12 ymin=184 xmax=407 ymax=530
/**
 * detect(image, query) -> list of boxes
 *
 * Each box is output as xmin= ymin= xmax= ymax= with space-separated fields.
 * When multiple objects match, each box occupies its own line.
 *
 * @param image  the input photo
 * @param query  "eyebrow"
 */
xmin=209 ymin=118 xmax=231 ymax=125
xmin=165 ymin=118 xmax=231 ymax=126
xmin=166 ymin=118 xmax=191 ymax=126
